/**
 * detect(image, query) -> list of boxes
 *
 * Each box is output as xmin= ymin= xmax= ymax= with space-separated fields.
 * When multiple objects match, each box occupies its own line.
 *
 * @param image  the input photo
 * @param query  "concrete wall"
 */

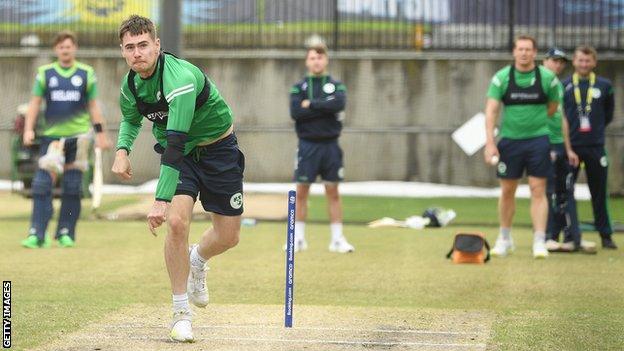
xmin=1 ymin=50 xmax=622 ymax=191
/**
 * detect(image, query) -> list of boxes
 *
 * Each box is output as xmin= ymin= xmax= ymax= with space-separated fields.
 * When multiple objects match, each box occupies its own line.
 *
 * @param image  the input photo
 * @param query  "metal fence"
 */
xmin=1 ymin=0 xmax=624 ymax=51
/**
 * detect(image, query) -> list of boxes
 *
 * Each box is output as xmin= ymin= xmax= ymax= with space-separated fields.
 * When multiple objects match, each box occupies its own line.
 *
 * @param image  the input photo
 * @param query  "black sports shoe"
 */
xmin=601 ymin=237 xmax=618 ymax=250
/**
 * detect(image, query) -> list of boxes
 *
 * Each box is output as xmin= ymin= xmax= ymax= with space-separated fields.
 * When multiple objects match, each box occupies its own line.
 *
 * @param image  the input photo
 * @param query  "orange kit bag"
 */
xmin=446 ymin=232 xmax=490 ymax=264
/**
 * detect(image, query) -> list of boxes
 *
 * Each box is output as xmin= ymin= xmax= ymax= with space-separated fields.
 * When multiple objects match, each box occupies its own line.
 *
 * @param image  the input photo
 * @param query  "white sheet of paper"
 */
xmin=452 ymin=112 xmax=497 ymax=156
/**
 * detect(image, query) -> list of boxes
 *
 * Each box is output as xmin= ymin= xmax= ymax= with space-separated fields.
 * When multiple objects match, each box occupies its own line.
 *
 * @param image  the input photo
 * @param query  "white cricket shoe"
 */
xmin=188 ymin=245 xmax=209 ymax=308
xmin=557 ymin=240 xmax=597 ymax=254
xmin=329 ymin=236 xmax=355 ymax=253
xmin=170 ymin=309 xmax=194 ymax=343
xmin=282 ymin=238 xmax=308 ymax=252
xmin=533 ymin=240 xmax=549 ymax=259
xmin=545 ymin=239 xmax=562 ymax=252
xmin=559 ymin=241 xmax=576 ymax=252
xmin=580 ymin=240 xmax=597 ymax=254
xmin=490 ymin=236 xmax=515 ymax=257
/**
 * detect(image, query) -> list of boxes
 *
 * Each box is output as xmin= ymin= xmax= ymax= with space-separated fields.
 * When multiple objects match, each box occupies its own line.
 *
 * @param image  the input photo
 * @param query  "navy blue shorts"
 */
xmin=173 ymin=134 xmax=245 ymax=216
xmin=294 ymin=138 xmax=344 ymax=183
xmin=39 ymin=136 xmax=78 ymax=164
xmin=497 ymin=135 xmax=551 ymax=179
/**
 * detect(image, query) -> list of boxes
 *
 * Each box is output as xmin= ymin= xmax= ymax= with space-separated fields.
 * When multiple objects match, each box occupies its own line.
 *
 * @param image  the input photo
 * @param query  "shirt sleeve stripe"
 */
xmin=165 ymin=84 xmax=194 ymax=101
xmin=120 ymin=87 xmax=131 ymax=101
xmin=492 ymin=76 xmax=501 ymax=87
xmin=166 ymin=87 xmax=194 ymax=103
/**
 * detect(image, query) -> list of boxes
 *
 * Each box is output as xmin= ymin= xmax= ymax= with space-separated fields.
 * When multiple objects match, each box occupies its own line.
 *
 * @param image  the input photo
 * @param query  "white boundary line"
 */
xmin=104 ymin=323 xmax=481 ymax=335
xmin=0 ymin=179 xmax=591 ymax=200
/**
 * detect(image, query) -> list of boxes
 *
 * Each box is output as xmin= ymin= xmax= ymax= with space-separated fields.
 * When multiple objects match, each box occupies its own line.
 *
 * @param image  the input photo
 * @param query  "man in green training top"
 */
xmin=112 ymin=15 xmax=244 ymax=343
xmin=484 ymin=35 xmax=561 ymax=259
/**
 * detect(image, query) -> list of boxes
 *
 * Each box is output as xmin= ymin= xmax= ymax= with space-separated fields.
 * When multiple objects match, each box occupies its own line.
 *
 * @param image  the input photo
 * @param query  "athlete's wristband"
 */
xmin=93 ymin=123 xmax=104 ymax=133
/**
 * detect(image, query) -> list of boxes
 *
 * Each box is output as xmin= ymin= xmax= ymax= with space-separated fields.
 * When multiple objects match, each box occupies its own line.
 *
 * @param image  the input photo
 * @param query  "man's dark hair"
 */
xmin=306 ymin=44 xmax=328 ymax=58
xmin=119 ymin=15 xmax=157 ymax=42
xmin=53 ymin=30 xmax=77 ymax=47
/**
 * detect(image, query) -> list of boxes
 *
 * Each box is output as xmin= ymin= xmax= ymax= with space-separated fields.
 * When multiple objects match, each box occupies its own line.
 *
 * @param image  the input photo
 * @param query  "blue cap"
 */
xmin=546 ymin=47 xmax=568 ymax=61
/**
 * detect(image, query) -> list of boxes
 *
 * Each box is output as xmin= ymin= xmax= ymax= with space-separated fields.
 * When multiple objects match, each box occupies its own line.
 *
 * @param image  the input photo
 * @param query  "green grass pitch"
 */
xmin=0 ymin=192 xmax=622 ymax=350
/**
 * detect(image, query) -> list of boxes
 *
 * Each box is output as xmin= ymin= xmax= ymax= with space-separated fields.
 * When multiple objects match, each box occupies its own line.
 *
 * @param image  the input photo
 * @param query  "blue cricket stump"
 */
xmin=284 ymin=190 xmax=296 ymax=328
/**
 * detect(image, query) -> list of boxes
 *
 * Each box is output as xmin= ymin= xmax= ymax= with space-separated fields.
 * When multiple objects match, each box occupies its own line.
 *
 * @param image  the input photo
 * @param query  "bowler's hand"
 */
xmin=301 ymin=99 xmax=311 ymax=108
xmin=147 ymin=200 xmax=169 ymax=236
xmin=112 ymin=149 xmax=133 ymax=180
xmin=484 ymin=142 xmax=499 ymax=165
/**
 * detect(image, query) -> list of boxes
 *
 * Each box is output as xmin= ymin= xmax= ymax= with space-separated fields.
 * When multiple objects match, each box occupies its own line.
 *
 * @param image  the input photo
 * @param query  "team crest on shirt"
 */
xmin=230 ymin=192 xmax=243 ymax=209
xmin=71 ymin=75 xmax=83 ymax=87
xmin=592 ymin=88 xmax=602 ymax=99
xmin=156 ymin=91 xmax=162 ymax=101
xmin=49 ymin=76 xmax=59 ymax=88
xmin=323 ymin=83 xmax=336 ymax=94
xmin=301 ymin=82 xmax=307 ymax=91
xmin=600 ymin=156 xmax=608 ymax=167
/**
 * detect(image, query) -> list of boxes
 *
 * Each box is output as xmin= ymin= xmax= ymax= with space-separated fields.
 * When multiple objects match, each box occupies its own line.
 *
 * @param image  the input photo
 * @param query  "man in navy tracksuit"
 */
xmin=562 ymin=46 xmax=617 ymax=249
xmin=288 ymin=43 xmax=354 ymax=254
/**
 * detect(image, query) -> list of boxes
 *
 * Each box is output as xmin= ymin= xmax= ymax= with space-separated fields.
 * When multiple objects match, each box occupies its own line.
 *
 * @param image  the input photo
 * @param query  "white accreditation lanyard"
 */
xmin=573 ymin=72 xmax=595 ymax=133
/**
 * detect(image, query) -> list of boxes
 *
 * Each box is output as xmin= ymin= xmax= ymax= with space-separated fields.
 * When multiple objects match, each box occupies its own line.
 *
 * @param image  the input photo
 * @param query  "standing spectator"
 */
xmin=484 ymin=36 xmax=561 ymax=258
xmin=562 ymin=46 xmax=617 ymax=249
xmin=289 ymin=43 xmax=354 ymax=253
xmin=541 ymin=48 xmax=596 ymax=253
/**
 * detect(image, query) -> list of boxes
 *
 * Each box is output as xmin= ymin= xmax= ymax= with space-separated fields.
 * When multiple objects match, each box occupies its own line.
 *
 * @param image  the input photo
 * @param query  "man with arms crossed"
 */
xmin=112 ymin=15 xmax=245 ymax=342
xmin=484 ymin=36 xmax=561 ymax=258
xmin=289 ymin=43 xmax=354 ymax=253
xmin=562 ymin=46 xmax=617 ymax=249
xmin=21 ymin=30 xmax=111 ymax=249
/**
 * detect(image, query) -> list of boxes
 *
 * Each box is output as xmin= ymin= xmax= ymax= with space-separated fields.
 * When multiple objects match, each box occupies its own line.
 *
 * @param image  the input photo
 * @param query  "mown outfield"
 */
xmin=0 ymin=191 xmax=622 ymax=350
